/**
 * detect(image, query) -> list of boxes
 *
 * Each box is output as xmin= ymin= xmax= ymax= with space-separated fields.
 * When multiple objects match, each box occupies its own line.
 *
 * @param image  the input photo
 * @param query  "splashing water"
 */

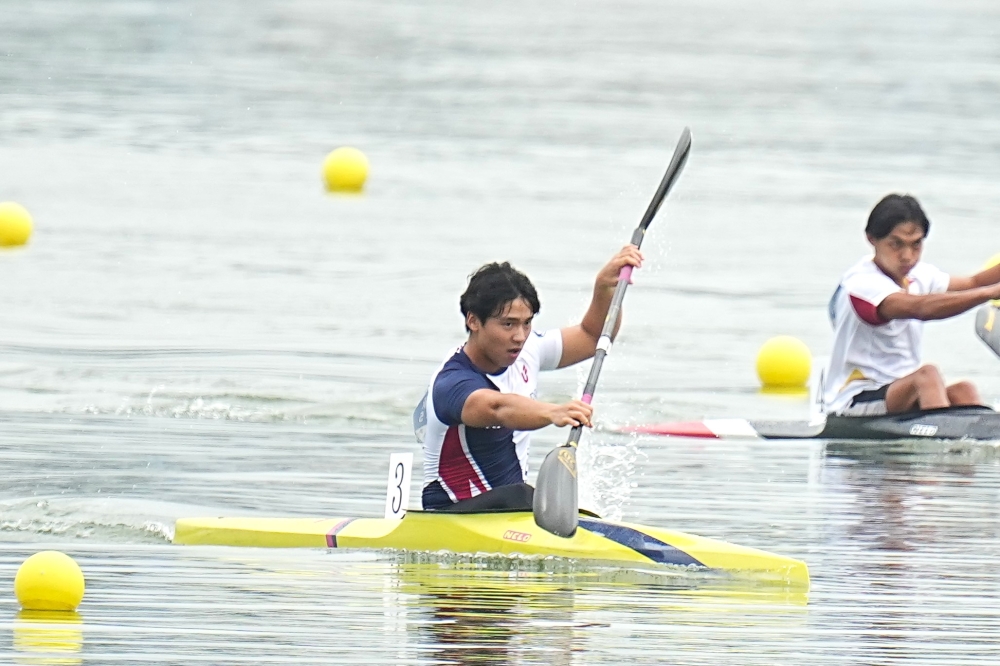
xmin=573 ymin=362 xmax=646 ymax=521
xmin=577 ymin=432 xmax=645 ymax=522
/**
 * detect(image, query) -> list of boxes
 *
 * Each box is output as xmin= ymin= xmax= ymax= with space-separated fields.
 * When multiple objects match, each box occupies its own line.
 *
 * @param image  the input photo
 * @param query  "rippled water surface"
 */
xmin=3 ymin=0 xmax=1000 ymax=663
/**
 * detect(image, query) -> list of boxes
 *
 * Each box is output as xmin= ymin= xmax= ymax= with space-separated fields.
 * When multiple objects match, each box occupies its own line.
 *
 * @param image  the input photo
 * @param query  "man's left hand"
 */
xmin=595 ymin=245 xmax=644 ymax=291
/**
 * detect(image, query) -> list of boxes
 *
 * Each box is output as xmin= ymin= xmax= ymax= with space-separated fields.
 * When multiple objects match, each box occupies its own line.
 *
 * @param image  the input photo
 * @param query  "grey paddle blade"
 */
xmin=532 ymin=445 xmax=579 ymax=537
xmin=976 ymin=305 xmax=1000 ymax=360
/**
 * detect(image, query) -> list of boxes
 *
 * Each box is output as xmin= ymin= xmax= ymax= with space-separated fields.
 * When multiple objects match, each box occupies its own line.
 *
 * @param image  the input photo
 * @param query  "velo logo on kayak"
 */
xmin=503 ymin=530 xmax=532 ymax=543
xmin=909 ymin=423 xmax=939 ymax=437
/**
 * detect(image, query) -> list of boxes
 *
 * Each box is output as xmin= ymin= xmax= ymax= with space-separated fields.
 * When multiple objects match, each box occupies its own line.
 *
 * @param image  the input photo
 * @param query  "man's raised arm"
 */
xmin=946 ymin=262 xmax=1000 ymax=292
xmin=557 ymin=245 xmax=643 ymax=368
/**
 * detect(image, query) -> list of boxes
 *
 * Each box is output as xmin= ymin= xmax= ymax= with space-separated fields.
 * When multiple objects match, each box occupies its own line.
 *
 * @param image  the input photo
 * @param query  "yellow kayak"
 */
xmin=174 ymin=510 xmax=809 ymax=587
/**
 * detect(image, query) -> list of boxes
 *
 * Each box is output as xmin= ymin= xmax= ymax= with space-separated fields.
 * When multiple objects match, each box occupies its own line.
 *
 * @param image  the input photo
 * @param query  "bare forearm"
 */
xmin=559 ymin=244 xmax=641 ymax=367
xmin=491 ymin=394 xmax=561 ymax=430
xmin=463 ymin=392 xmax=557 ymax=430
xmin=951 ymin=264 xmax=1000 ymax=291
xmin=972 ymin=264 xmax=1000 ymax=288
xmin=881 ymin=288 xmax=998 ymax=321
xmin=580 ymin=285 xmax=623 ymax=341
xmin=462 ymin=391 xmax=594 ymax=429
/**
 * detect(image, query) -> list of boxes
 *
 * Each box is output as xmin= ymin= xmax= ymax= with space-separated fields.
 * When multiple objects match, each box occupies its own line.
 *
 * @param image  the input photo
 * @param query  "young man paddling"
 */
xmin=825 ymin=194 xmax=1000 ymax=416
xmin=413 ymin=247 xmax=642 ymax=512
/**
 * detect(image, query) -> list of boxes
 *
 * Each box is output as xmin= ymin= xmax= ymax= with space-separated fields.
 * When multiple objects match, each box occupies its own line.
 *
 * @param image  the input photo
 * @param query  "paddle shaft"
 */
xmin=532 ymin=127 xmax=691 ymax=538
xmin=566 ymin=229 xmax=642 ymax=445
xmin=567 ymin=127 xmax=692 ymax=446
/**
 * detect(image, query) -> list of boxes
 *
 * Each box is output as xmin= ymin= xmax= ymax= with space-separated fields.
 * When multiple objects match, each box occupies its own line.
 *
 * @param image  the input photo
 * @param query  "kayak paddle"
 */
xmin=976 ymin=305 xmax=1000 ymax=360
xmin=532 ymin=127 xmax=692 ymax=538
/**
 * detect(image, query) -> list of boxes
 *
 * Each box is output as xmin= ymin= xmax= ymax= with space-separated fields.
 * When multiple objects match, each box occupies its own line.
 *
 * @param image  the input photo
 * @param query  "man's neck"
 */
xmin=872 ymin=256 xmax=907 ymax=287
xmin=463 ymin=337 xmax=502 ymax=375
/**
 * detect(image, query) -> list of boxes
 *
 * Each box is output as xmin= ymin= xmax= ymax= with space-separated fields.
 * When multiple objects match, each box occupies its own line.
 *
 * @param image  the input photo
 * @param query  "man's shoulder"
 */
xmin=524 ymin=328 xmax=555 ymax=349
xmin=909 ymin=261 xmax=948 ymax=290
xmin=842 ymin=256 xmax=886 ymax=281
xmin=434 ymin=347 xmax=480 ymax=382
xmin=429 ymin=348 xmax=493 ymax=425
xmin=524 ymin=327 xmax=561 ymax=353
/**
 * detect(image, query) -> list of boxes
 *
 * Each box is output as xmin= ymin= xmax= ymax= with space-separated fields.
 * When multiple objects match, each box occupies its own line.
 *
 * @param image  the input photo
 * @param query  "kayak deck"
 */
xmin=174 ymin=510 xmax=809 ymax=587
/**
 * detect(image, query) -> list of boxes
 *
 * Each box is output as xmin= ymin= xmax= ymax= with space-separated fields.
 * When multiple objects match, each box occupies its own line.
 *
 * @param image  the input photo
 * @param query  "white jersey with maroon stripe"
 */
xmin=823 ymin=256 xmax=950 ymax=414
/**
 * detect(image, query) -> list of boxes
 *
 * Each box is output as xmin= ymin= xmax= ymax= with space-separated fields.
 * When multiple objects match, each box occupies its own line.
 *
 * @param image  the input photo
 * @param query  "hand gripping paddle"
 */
xmin=532 ymin=127 xmax=692 ymax=537
xmin=976 ymin=305 xmax=1000 ymax=360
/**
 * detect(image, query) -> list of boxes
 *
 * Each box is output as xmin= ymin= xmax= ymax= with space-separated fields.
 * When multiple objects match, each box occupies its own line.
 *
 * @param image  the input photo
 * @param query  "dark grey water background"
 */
xmin=2 ymin=0 xmax=1000 ymax=662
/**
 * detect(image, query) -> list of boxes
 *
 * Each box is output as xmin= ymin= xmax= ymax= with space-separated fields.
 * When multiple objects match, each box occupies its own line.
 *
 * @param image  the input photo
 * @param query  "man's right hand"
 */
xmin=546 ymin=400 xmax=594 ymax=428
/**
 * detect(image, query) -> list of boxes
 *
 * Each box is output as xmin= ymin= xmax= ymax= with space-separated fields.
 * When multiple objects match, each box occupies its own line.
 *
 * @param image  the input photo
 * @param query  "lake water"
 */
xmin=2 ymin=0 xmax=1000 ymax=663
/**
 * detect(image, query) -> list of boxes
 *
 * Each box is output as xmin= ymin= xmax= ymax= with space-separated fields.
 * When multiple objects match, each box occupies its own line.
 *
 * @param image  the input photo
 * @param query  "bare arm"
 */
xmin=461 ymin=389 xmax=593 ymax=430
xmin=878 ymin=283 xmax=1000 ymax=321
xmin=558 ymin=245 xmax=644 ymax=368
xmin=947 ymin=263 xmax=1000 ymax=292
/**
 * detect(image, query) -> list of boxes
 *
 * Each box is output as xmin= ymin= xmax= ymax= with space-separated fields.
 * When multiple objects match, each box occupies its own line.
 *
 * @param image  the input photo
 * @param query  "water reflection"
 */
xmin=824 ymin=440 xmax=1000 ymax=553
xmin=12 ymin=610 xmax=83 ymax=666
xmin=401 ymin=564 xmax=577 ymax=665
xmin=815 ymin=441 xmax=1000 ymax=664
xmin=391 ymin=556 xmax=807 ymax=665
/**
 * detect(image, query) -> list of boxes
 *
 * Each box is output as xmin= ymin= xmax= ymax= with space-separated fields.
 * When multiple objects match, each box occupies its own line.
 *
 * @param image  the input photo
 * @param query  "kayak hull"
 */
xmin=815 ymin=406 xmax=1000 ymax=440
xmin=627 ymin=406 xmax=1000 ymax=441
xmin=174 ymin=510 xmax=809 ymax=587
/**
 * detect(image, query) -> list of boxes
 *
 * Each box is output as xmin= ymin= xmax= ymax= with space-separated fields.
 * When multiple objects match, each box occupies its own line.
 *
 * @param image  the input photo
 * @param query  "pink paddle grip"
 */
xmin=618 ymin=265 xmax=634 ymax=284
xmin=582 ymin=394 xmax=593 ymax=405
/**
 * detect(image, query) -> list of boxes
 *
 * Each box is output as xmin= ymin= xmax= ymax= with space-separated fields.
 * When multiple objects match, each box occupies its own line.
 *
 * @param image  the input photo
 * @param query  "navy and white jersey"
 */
xmin=413 ymin=329 xmax=563 ymax=510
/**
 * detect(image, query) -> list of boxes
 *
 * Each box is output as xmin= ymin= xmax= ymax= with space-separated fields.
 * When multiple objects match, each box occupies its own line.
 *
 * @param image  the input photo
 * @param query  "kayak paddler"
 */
xmin=413 ymin=246 xmax=642 ymax=512
xmin=824 ymin=194 xmax=1000 ymax=416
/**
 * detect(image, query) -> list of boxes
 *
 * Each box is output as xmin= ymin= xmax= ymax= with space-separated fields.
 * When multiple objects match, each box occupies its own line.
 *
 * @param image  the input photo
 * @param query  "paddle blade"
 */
xmin=638 ymin=127 xmax=692 ymax=232
xmin=976 ymin=305 xmax=1000 ymax=360
xmin=532 ymin=445 xmax=579 ymax=537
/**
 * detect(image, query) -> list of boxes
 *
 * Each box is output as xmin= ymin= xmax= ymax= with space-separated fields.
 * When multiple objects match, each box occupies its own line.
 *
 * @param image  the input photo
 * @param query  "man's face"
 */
xmin=869 ymin=220 xmax=925 ymax=283
xmin=467 ymin=298 xmax=533 ymax=370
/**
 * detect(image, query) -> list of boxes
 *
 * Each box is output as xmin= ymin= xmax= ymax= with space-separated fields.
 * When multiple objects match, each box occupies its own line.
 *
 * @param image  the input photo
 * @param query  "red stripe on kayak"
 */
xmin=326 ymin=518 xmax=356 ymax=548
xmin=623 ymin=422 xmax=720 ymax=438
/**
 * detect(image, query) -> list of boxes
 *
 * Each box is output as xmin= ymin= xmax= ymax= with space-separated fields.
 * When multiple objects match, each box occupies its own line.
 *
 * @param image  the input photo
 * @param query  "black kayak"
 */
xmin=757 ymin=405 xmax=1000 ymax=441
xmin=627 ymin=406 xmax=1000 ymax=441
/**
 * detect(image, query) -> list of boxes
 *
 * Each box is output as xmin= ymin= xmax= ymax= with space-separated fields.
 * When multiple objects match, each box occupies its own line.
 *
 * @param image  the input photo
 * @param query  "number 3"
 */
xmin=391 ymin=462 xmax=405 ymax=513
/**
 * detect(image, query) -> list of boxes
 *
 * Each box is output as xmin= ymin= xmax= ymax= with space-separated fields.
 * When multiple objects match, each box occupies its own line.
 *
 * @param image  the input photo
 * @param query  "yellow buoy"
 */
xmin=0 ymin=201 xmax=33 ymax=247
xmin=14 ymin=552 xmax=86 ymax=612
xmin=756 ymin=336 xmax=812 ymax=389
xmin=983 ymin=253 xmax=1000 ymax=306
xmin=322 ymin=146 xmax=369 ymax=193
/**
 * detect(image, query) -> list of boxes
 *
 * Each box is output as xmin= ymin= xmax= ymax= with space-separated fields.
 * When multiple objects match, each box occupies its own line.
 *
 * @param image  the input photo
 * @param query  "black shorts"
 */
xmin=841 ymin=385 xmax=889 ymax=417
xmin=422 ymin=482 xmax=534 ymax=513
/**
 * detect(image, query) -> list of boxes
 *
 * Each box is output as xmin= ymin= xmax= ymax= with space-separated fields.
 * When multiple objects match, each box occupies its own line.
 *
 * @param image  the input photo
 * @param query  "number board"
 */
xmin=384 ymin=452 xmax=413 ymax=520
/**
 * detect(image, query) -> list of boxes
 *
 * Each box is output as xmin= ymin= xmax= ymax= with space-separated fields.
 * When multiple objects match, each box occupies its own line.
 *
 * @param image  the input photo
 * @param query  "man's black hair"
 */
xmin=866 ymin=194 xmax=930 ymax=240
xmin=460 ymin=262 xmax=540 ymax=332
